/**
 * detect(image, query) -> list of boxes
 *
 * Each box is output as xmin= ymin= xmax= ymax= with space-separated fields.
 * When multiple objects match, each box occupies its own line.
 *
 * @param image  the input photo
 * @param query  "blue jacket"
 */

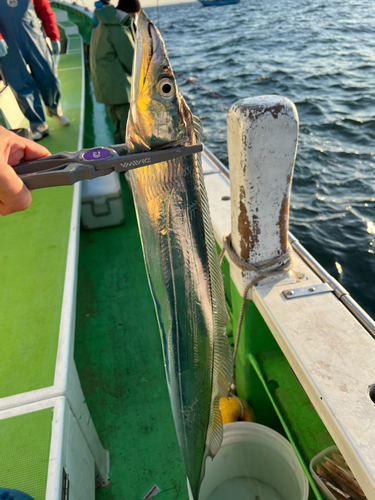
xmin=92 ymin=0 xmax=108 ymax=26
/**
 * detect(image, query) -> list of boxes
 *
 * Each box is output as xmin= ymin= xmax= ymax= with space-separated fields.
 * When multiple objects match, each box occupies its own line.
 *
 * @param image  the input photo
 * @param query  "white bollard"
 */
xmin=227 ymin=95 xmax=299 ymax=290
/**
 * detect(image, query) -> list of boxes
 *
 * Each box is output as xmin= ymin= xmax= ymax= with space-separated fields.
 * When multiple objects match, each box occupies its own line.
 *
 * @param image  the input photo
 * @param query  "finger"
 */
xmin=0 ymin=160 xmax=32 ymax=215
xmin=8 ymin=136 xmax=50 ymax=166
xmin=0 ymin=127 xmax=50 ymax=166
xmin=0 ymin=199 xmax=31 ymax=216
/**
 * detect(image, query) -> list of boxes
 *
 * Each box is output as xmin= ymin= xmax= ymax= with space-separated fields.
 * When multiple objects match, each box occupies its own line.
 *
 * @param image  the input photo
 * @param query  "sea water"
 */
xmin=146 ymin=0 xmax=375 ymax=318
xmin=207 ymin=478 xmax=283 ymax=500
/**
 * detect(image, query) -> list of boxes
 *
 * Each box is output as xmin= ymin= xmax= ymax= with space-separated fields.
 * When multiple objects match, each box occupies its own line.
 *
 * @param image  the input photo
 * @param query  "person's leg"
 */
xmin=0 ymin=54 xmax=49 ymax=139
xmin=106 ymin=104 xmax=123 ymax=144
xmin=28 ymin=39 xmax=69 ymax=126
xmin=38 ymin=75 xmax=61 ymax=116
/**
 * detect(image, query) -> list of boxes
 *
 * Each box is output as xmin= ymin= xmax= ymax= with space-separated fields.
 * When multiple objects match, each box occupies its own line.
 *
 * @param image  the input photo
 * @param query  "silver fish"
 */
xmin=126 ymin=11 xmax=233 ymax=499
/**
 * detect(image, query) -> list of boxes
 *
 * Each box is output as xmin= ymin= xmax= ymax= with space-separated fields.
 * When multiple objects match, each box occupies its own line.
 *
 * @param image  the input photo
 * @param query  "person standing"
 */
xmin=89 ymin=0 xmax=140 ymax=144
xmin=0 ymin=0 xmax=70 ymax=141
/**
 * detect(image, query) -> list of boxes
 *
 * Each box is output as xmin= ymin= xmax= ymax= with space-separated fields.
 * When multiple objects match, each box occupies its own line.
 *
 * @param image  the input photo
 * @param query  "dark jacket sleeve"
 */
xmin=32 ymin=0 xmax=60 ymax=41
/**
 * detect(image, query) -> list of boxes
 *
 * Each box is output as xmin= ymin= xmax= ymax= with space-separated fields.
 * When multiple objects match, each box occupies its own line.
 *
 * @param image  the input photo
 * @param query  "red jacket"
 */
xmin=0 ymin=0 xmax=60 ymax=41
xmin=33 ymin=0 xmax=60 ymax=40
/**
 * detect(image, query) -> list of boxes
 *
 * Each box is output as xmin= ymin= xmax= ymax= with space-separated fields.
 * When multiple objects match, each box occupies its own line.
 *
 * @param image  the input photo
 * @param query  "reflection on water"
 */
xmin=146 ymin=0 xmax=375 ymax=318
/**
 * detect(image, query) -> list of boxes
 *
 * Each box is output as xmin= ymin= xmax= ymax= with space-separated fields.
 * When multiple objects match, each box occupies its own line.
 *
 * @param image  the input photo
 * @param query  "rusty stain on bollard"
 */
xmin=239 ymin=103 xmax=287 ymax=121
xmin=278 ymin=194 xmax=290 ymax=254
xmin=239 ymin=195 xmax=250 ymax=260
xmin=239 ymin=186 xmax=261 ymax=260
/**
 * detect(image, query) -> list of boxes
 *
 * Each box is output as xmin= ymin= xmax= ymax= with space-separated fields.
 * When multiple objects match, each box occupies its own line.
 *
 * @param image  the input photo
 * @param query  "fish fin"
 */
xmin=206 ymin=399 xmax=224 ymax=457
xmin=193 ymin=115 xmax=232 ymax=382
xmin=193 ymin=117 xmax=233 ymax=486
xmin=193 ymin=116 xmax=231 ymax=328
xmin=197 ymin=400 xmax=225 ymax=496
xmin=193 ymin=115 xmax=203 ymax=138
xmin=204 ymin=327 xmax=233 ymax=459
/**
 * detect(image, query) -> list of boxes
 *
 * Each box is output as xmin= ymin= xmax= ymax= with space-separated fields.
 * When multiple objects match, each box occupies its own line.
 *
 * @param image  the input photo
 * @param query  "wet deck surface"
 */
xmin=75 ymin=70 xmax=188 ymax=499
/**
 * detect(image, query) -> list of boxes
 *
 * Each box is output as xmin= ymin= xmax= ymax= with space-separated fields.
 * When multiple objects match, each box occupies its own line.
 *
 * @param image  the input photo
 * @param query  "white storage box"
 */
xmin=81 ymin=173 xmax=125 ymax=230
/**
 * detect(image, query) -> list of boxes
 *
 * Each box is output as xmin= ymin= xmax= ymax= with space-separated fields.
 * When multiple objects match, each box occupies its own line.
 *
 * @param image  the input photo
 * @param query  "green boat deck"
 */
xmin=0 ymin=36 xmax=82 ymax=399
xmin=0 ymin=409 xmax=53 ymax=499
xmin=0 ymin=30 xmax=83 ymax=499
xmin=74 ymin=65 xmax=188 ymax=499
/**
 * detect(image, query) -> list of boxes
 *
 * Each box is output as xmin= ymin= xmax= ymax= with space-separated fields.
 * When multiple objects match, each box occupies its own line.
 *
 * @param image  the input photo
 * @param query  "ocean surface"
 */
xmin=145 ymin=0 xmax=375 ymax=319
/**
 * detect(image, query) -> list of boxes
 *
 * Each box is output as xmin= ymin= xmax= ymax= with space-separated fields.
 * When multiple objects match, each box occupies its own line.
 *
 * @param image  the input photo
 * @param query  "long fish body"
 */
xmin=126 ymin=11 xmax=233 ymax=498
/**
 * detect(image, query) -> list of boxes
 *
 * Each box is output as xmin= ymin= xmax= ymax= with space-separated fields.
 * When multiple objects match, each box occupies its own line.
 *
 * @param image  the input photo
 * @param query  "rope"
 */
xmin=174 ymin=73 xmax=232 ymax=107
xmin=219 ymin=233 xmax=294 ymax=380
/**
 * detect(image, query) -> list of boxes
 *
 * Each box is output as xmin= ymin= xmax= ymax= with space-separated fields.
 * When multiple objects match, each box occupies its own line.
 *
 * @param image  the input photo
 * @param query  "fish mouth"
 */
xmin=135 ymin=12 xmax=176 ymax=96
xmin=129 ymin=10 xmax=190 ymax=151
xmin=132 ymin=11 xmax=162 ymax=98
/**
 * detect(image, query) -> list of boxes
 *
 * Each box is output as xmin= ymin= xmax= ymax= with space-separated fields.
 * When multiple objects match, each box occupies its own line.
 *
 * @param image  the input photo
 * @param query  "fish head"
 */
xmin=126 ymin=10 xmax=193 ymax=152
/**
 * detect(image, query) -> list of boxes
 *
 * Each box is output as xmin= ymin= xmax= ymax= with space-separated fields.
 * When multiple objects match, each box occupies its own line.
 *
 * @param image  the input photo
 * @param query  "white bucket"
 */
xmin=188 ymin=422 xmax=309 ymax=500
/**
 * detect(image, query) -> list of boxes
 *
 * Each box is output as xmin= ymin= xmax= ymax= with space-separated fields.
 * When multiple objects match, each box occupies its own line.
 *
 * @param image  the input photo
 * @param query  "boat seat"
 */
xmin=0 ymin=397 xmax=96 ymax=500
xmin=0 ymin=21 xmax=109 ymax=490
xmin=54 ymin=10 xmax=80 ymax=36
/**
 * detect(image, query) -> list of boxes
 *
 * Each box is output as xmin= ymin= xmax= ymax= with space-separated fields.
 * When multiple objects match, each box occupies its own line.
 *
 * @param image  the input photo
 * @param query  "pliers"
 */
xmin=14 ymin=142 xmax=204 ymax=190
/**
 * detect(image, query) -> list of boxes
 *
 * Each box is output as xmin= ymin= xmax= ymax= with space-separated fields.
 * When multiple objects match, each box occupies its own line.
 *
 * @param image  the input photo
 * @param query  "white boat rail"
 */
xmin=203 ymin=141 xmax=375 ymax=340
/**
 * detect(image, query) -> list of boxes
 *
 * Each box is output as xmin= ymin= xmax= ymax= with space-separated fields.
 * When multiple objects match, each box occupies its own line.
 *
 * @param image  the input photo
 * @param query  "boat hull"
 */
xmin=199 ymin=0 xmax=240 ymax=6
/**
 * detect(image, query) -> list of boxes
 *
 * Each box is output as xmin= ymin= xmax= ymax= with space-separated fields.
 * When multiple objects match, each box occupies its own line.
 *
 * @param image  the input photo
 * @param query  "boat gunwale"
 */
xmin=203 ymin=146 xmax=375 ymax=338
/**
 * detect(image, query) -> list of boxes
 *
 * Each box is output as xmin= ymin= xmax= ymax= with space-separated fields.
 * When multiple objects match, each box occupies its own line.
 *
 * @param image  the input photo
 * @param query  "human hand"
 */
xmin=0 ymin=39 xmax=8 ymax=58
xmin=0 ymin=127 xmax=50 ymax=216
xmin=51 ymin=40 xmax=61 ymax=55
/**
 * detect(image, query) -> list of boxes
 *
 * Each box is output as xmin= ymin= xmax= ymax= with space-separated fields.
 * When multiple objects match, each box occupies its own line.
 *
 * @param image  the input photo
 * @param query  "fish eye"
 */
xmin=158 ymin=78 xmax=175 ymax=97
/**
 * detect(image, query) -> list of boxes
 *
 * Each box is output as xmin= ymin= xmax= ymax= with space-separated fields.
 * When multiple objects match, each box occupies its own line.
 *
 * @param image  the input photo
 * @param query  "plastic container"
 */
xmin=309 ymin=445 xmax=341 ymax=500
xmin=188 ymin=422 xmax=309 ymax=500
xmin=81 ymin=172 xmax=125 ymax=230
